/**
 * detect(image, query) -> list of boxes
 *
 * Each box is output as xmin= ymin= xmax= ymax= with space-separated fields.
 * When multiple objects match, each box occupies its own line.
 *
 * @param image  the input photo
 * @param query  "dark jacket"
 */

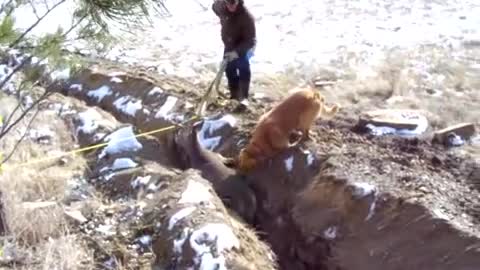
xmin=212 ymin=0 xmax=256 ymax=58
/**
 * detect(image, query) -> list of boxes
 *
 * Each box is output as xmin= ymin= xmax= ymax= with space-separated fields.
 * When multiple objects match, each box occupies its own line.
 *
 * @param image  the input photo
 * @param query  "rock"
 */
xmin=313 ymin=80 xmax=336 ymax=88
xmin=64 ymin=208 xmax=88 ymax=224
xmin=432 ymin=122 xmax=476 ymax=146
xmin=21 ymin=201 xmax=57 ymax=210
xmin=357 ymin=109 xmax=428 ymax=136
xmin=359 ymin=109 xmax=424 ymax=130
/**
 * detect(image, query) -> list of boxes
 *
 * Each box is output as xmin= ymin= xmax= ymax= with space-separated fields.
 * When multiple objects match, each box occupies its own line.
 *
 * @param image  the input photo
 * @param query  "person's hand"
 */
xmin=224 ymin=51 xmax=239 ymax=62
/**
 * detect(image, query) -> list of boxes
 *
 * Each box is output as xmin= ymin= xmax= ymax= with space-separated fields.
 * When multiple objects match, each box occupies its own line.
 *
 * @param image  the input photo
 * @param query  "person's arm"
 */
xmin=234 ymin=12 xmax=256 ymax=57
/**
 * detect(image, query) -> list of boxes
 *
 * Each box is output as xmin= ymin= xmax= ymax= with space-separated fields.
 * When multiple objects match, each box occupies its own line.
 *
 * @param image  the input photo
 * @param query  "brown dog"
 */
xmin=237 ymin=87 xmax=339 ymax=173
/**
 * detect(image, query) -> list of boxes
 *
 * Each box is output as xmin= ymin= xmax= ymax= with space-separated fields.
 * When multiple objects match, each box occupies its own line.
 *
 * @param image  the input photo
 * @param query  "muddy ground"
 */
xmin=2 ymin=58 xmax=478 ymax=269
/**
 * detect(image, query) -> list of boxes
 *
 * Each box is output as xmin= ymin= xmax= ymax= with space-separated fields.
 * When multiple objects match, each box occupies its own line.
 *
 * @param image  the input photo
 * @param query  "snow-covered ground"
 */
xmin=12 ymin=0 xmax=480 ymax=78
xmin=9 ymin=1 xmax=480 ymax=140
xmin=105 ymin=0 xmax=480 ymax=78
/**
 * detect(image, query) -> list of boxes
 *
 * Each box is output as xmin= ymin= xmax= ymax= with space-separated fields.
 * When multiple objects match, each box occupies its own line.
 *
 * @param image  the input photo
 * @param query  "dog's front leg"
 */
xmin=321 ymin=103 xmax=341 ymax=119
xmin=288 ymin=133 xmax=303 ymax=148
xmin=299 ymin=128 xmax=317 ymax=143
xmin=222 ymin=157 xmax=237 ymax=168
xmin=302 ymin=128 xmax=311 ymax=140
xmin=215 ymin=153 xmax=237 ymax=168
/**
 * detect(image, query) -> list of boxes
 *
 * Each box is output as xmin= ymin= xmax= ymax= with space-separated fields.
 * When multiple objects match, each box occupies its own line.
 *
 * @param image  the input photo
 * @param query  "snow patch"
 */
xmin=21 ymin=95 xmax=33 ymax=108
xmin=28 ymin=128 xmax=54 ymax=144
xmin=100 ymin=158 xmax=138 ymax=173
xmin=137 ymin=235 xmax=152 ymax=247
xmin=0 ymin=64 xmax=16 ymax=93
xmin=87 ymin=85 xmax=112 ymax=102
xmin=366 ymin=196 xmax=378 ymax=221
xmin=432 ymin=208 xmax=450 ymax=221
xmin=108 ymin=71 xmax=126 ymax=77
xmin=47 ymin=103 xmax=76 ymax=116
xmin=351 ymin=182 xmax=378 ymax=221
xmin=76 ymin=109 xmax=102 ymax=135
xmin=50 ymin=68 xmax=70 ymax=81
xmin=147 ymin=183 xmax=158 ymax=192
xmin=446 ymin=133 xmax=465 ymax=147
xmin=96 ymin=224 xmax=115 ymax=236
xmin=284 ymin=155 xmax=294 ymax=172
xmin=323 ymin=226 xmax=337 ymax=240
xmin=197 ymin=114 xmax=237 ymax=151
xmin=155 ymin=95 xmax=178 ymax=119
xmin=131 ymin=175 xmax=152 ymax=189
xmin=113 ymin=96 xmax=143 ymax=116
xmin=69 ymin=84 xmax=83 ymax=91
xmin=178 ymin=180 xmax=214 ymax=207
xmin=351 ymin=182 xmax=377 ymax=198
xmin=103 ymin=172 xmax=116 ymax=181
xmin=148 ymin=86 xmax=164 ymax=95
xmin=303 ymin=149 xmax=315 ymax=166
xmin=110 ymin=77 xmax=123 ymax=83
xmin=0 ymin=64 xmax=13 ymax=80
xmin=173 ymin=228 xmax=190 ymax=254
xmin=168 ymin=206 xmax=196 ymax=231
xmin=98 ymin=126 xmax=143 ymax=159
xmin=253 ymin=92 xmax=266 ymax=99
xmin=189 ymin=223 xmax=240 ymax=270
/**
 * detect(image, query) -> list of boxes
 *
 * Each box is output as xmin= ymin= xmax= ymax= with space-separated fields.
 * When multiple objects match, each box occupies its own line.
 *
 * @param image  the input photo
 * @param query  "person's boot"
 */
xmin=239 ymin=79 xmax=250 ymax=100
xmin=233 ymin=80 xmax=250 ymax=112
xmin=229 ymin=88 xmax=239 ymax=100
xmin=228 ymin=81 xmax=240 ymax=100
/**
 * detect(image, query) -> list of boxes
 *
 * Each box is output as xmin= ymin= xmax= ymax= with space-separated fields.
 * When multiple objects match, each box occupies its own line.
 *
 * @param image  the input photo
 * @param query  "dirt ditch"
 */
xmin=36 ymin=63 xmax=480 ymax=269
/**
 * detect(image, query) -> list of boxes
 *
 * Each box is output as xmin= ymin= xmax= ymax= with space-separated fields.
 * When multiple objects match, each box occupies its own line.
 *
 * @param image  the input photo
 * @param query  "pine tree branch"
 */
xmin=0 ymin=80 xmax=38 ymax=133
xmin=9 ymin=0 xmax=68 ymax=48
xmin=0 ymin=12 xmax=87 ymax=91
xmin=0 ymin=54 xmax=33 ymax=90
xmin=28 ymin=0 xmax=41 ymax=20
xmin=2 ymin=100 xmax=23 ymax=133
xmin=0 ymin=106 xmax=40 ymax=165
xmin=42 ymin=0 xmax=50 ymax=10
xmin=0 ymin=13 xmax=87 ymax=140
xmin=0 ymin=89 xmax=51 ymax=141
xmin=0 ymin=0 xmax=15 ymax=15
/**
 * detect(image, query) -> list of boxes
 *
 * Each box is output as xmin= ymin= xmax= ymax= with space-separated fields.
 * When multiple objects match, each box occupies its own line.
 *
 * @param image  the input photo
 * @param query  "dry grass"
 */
xmin=283 ymin=46 xmax=480 ymax=129
xmin=35 ymin=235 xmax=94 ymax=270
xmin=249 ymin=45 xmax=480 ymax=159
xmin=0 ymin=96 xmax=94 ymax=269
xmin=0 ymin=162 xmax=94 ymax=270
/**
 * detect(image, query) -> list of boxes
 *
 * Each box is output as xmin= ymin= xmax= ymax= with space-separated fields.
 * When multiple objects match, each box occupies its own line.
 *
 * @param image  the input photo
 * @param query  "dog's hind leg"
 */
xmin=267 ymin=126 xmax=295 ymax=152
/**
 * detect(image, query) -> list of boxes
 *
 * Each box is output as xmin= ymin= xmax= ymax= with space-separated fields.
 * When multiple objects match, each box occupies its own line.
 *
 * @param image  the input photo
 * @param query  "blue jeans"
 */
xmin=225 ymin=48 xmax=254 ymax=100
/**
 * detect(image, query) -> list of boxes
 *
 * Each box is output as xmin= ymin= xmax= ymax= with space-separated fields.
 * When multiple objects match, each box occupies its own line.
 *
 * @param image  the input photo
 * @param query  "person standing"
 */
xmin=212 ymin=0 xmax=256 ymax=109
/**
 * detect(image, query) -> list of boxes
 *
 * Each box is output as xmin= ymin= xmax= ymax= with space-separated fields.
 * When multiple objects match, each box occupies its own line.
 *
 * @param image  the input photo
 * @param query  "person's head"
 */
xmin=224 ymin=0 xmax=240 ymax=12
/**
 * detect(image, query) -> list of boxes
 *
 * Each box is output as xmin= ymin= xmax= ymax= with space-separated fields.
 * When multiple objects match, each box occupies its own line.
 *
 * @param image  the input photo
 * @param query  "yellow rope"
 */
xmin=0 ymin=115 xmax=200 ymax=172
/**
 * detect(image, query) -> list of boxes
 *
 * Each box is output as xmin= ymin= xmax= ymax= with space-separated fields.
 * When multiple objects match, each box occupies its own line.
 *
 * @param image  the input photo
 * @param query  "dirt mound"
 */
xmin=42 ymin=63 xmax=480 ymax=269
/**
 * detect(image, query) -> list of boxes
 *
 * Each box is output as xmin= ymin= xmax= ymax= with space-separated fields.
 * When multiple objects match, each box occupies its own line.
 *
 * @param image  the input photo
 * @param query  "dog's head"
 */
xmin=237 ymin=148 xmax=258 ymax=173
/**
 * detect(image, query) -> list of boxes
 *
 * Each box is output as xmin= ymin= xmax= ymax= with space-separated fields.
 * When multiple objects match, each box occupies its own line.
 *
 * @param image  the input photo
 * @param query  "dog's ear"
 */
xmin=312 ymin=90 xmax=324 ymax=102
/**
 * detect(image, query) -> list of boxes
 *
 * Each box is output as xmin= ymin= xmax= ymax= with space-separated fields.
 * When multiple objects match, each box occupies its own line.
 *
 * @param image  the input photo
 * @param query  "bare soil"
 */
xmin=27 ymin=63 xmax=479 ymax=269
